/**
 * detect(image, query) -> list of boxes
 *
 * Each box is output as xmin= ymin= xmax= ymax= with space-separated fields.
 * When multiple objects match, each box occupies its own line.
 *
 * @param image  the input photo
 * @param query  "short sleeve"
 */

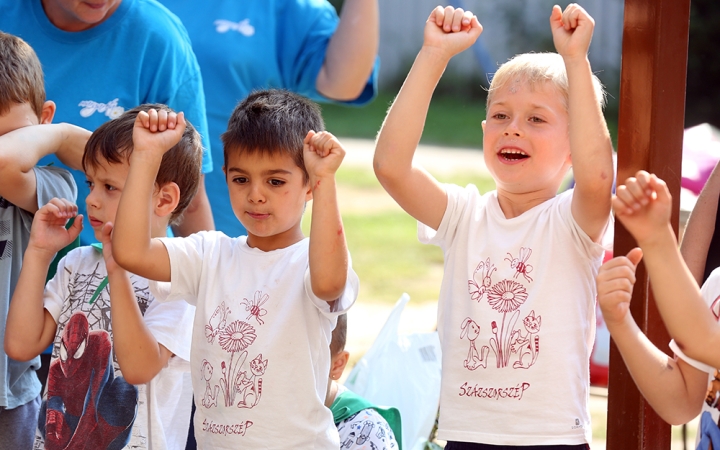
xmin=557 ymin=189 xmax=606 ymax=260
xmin=43 ymin=252 xmax=72 ymax=321
xmin=670 ymin=268 xmax=720 ymax=373
xmin=278 ymin=0 xmax=378 ymax=106
xmin=159 ymin=233 xmax=211 ymax=306
xmin=33 ymin=166 xmax=78 ymax=206
xmin=304 ymin=255 xmax=359 ymax=318
xmin=144 ymin=293 xmax=195 ymax=362
xmin=418 ymin=183 xmax=473 ymax=249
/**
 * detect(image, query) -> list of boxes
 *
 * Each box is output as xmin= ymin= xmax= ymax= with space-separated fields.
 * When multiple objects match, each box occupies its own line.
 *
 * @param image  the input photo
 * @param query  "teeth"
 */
xmin=500 ymin=149 xmax=527 ymax=155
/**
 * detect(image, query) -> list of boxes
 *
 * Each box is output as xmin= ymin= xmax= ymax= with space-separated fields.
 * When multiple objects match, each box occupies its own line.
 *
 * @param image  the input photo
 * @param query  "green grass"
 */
xmin=322 ymin=90 xmax=620 ymax=149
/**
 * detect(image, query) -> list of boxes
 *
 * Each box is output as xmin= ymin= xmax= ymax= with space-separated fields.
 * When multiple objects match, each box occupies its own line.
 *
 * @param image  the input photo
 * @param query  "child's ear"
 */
xmin=40 ymin=101 xmax=56 ymax=124
xmin=330 ymin=350 xmax=350 ymax=381
xmin=305 ymin=181 xmax=313 ymax=202
xmin=481 ymin=120 xmax=486 ymax=132
xmin=153 ymin=182 xmax=181 ymax=219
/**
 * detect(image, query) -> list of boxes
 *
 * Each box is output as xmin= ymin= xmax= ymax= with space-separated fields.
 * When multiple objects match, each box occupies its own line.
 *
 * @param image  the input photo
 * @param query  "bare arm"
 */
xmin=0 ymin=123 xmax=89 ymax=213
xmin=113 ymin=110 xmax=183 ymax=282
xmin=374 ymin=7 xmax=482 ymax=230
xmin=551 ymin=4 xmax=614 ymax=243
xmin=171 ymin=175 xmax=215 ymax=236
xmin=5 ymin=199 xmax=82 ymax=361
xmin=597 ymin=251 xmax=708 ymax=424
xmin=680 ymin=160 xmax=720 ymax=283
xmin=316 ymin=0 xmax=378 ymax=101
xmin=614 ymin=171 xmax=720 ymax=368
xmin=304 ymin=131 xmax=348 ymax=301
xmin=100 ymin=224 xmax=171 ymax=384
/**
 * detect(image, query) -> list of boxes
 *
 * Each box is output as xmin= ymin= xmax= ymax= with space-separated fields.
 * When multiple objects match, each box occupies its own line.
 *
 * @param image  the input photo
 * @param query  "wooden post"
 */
xmin=607 ymin=0 xmax=691 ymax=448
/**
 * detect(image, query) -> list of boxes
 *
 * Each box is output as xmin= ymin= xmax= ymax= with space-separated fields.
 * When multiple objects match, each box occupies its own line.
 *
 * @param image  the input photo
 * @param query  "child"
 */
xmin=325 ymin=314 xmax=402 ymax=449
xmin=111 ymin=89 xmax=359 ymax=448
xmin=596 ymin=170 xmax=720 ymax=447
xmin=4 ymin=104 xmax=201 ymax=449
xmin=374 ymin=4 xmax=613 ymax=448
xmin=0 ymin=31 xmax=86 ymax=449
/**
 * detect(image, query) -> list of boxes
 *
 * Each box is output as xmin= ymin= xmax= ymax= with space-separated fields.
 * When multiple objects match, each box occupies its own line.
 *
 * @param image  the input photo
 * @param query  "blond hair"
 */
xmin=487 ymin=52 xmax=606 ymax=110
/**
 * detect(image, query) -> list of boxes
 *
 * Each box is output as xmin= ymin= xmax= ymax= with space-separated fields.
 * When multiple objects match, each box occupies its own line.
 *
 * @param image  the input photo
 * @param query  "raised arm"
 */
xmin=596 ymin=249 xmax=707 ymax=424
xmin=112 ymin=110 xmax=184 ymax=282
xmin=99 ymin=223 xmax=171 ymax=384
xmin=551 ymin=4 xmax=614 ymax=242
xmin=304 ymin=131 xmax=348 ymax=302
xmin=374 ymin=6 xmax=482 ymax=230
xmin=0 ymin=123 xmax=89 ymax=213
xmin=680 ymin=160 xmax=720 ymax=283
xmin=5 ymin=198 xmax=82 ymax=361
xmin=613 ymin=170 xmax=720 ymax=368
xmin=316 ymin=0 xmax=378 ymax=101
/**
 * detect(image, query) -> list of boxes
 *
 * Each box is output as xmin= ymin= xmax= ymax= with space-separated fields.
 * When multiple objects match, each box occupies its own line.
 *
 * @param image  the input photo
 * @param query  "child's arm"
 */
xmin=112 ymin=110 xmax=185 ymax=282
xmin=614 ymin=170 xmax=720 ymax=368
xmin=4 ymin=198 xmax=83 ymax=361
xmin=304 ymin=131 xmax=350 ymax=301
xmin=374 ymin=6 xmax=482 ymax=230
xmin=99 ymin=223 xmax=172 ymax=384
xmin=0 ymin=123 xmax=89 ymax=213
xmin=596 ymin=249 xmax=707 ymax=424
xmin=680 ymin=160 xmax=720 ymax=283
xmin=551 ymin=4 xmax=614 ymax=243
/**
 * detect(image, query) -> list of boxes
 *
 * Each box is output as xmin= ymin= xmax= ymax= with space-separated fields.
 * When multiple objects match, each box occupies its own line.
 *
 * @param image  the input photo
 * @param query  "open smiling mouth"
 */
xmin=499 ymin=149 xmax=529 ymax=161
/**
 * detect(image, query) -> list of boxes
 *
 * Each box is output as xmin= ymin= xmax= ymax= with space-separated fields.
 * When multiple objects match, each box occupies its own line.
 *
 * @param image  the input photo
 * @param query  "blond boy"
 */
xmin=374 ymin=4 xmax=613 ymax=447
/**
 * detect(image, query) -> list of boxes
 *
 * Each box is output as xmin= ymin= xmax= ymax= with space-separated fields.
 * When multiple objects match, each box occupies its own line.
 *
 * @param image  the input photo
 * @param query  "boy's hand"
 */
xmin=99 ymin=222 xmax=125 ymax=275
xmin=550 ymin=3 xmax=594 ymax=61
xmin=303 ymin=131 xmax=345 ymax=184
xmin=28 ymin=198 xmax=83 ymax=256
xmin=596 ymin=248 xmax=643 ymax=327
xmin=613 ymin=171 xmax=673 ymax=245
xmin=132 ymin=109 xmax=186 ymax=159
xmin=423 ymin=6 xmax=483 ymax=60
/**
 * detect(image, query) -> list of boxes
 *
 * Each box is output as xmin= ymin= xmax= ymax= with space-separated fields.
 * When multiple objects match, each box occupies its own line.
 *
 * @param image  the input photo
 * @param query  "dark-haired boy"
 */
xmin=112 ymin=89 xmax=358 ymax=448
xmin=5 ymin=104 xmax=202 ymax=449
xmin=0 ymin=30 xmax=86 ymax=449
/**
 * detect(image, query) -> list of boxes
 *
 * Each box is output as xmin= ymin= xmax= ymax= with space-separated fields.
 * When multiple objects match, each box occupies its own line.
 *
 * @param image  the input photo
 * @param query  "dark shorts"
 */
xmin=445 ymin=442 xmax=590 ymax=450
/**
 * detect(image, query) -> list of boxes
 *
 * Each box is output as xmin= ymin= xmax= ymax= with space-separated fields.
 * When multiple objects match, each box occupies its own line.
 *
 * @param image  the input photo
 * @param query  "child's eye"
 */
xmin=269 ymin=179 xmax=285 ymax=187
xmin=491 ymin=113 xmax=508 ymax=120
xmin=529 ymin=116 xmax=545 ymax=123
xmin=232 ymin=176 xmax=248 ymax=184
xmin=85 ymin=180 xmax=94 ymax=189
xmin=105 ymin=184 xmax=117 ymax=191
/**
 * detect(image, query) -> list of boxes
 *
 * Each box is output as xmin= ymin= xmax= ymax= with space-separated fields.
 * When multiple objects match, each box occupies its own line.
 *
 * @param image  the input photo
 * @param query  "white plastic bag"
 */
xmin=345 ymin=294 xmax=442 ymax=450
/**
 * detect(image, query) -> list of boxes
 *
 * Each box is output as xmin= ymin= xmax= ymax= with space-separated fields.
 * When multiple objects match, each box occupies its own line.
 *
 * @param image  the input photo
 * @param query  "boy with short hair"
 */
xmin=0 ymin=30 xmax=85 ymax=449
xmin=596 ymin=170 xmax=720 ymax=446
xmin=111 ymin=89 xmax=358 ymax=448
xmin=5 ymin=104 xmax=201 ymax=449
xmin=326 ymin=313 xmax=401 ymax=450
xmin=374 ymin=4 xmax=613 ymax=447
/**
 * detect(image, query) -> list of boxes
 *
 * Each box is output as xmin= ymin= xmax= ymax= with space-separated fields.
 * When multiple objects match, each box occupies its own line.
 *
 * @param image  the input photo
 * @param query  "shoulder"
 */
xmin=702 ymin=269 xmax=720 ymax=302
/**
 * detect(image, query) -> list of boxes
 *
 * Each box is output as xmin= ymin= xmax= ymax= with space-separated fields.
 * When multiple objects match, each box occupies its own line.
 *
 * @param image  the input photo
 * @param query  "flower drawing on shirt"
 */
xmin=468 ymin=258 xmax=497 ymax=302
xmin=505 ymin=247 xmax=534 ymax=282
xmin=78 ymin=98 xmax=124 ymax=119
xmin=485 ymin=280 xmax=527 ymax=368
xmin=240 ymin=290 xmax=268 ymax=325
xmin=213 ymin=18 xmax=255 ymax=36
xmin=215 ymin=320 xmax=257 ymax=407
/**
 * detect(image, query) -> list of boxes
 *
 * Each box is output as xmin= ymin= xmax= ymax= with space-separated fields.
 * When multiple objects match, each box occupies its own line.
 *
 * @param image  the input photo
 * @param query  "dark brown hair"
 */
xmin=221 ymin=89 xmax=324 ymax=183
xmin=83 ymin=104 xmax=203 ymax=224
xmin=330 ymin=314 xmax=348 ymax=356
xmin=0 ymin=31 xmax=45 ymax=118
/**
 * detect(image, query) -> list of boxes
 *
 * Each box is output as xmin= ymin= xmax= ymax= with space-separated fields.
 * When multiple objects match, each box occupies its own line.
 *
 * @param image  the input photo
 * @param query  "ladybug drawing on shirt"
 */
xmin=505 ymin=247 xmax=534 ymax=282
xmin=240 ymin=291 xmax=268 ymax=325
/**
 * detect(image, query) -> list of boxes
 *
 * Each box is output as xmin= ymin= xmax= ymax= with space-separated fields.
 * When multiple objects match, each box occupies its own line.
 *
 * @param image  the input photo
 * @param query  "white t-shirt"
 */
xmin=36 ymin=246 xmax=194 ymax=450
xmin=669 ymin=268 xmax=720 ymax=447
xmin=419 ymin=185 xmax=606 ymax=446
xmin=159 ymin=232 xmax=358 ymax=449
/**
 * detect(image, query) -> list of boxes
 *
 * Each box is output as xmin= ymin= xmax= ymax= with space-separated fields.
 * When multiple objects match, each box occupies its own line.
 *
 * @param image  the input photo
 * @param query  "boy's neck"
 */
xmin=496 ymin=188 xmax=558 ymax=219
xmin=150 ymin=220 xmax=172 ymax=239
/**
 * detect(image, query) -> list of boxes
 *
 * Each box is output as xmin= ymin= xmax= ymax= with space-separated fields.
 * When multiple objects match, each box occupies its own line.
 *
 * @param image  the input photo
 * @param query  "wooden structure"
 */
xmin=607 ymin=0 xmax=692 ymax=448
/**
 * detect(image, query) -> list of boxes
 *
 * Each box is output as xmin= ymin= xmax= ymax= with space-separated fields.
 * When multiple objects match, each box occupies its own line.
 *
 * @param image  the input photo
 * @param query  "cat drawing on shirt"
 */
xmin=511 ymin=310 xmax=541 ymax=369
xmin=236 ymin=353 xmax=267 ymax=409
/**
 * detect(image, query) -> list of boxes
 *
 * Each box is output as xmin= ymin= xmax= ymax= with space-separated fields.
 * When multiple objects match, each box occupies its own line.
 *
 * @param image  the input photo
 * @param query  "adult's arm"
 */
xmin=315 ymin=0 xmax=379 ymax=101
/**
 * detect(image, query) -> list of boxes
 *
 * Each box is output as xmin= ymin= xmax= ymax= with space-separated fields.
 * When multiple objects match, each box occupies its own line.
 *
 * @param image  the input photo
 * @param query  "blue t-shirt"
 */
xmin=0 ymin=0 xmax=213 ymax=245
xmin=159 ymin=0 xmax=379 ymax=237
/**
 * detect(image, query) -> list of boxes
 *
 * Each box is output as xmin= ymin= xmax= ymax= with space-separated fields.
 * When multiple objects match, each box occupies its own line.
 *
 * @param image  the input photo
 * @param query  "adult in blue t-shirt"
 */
xmin=0 ymin=0 xmax=215 ymax=244
xmin=160 ymin=0 xmax=379 ymax=237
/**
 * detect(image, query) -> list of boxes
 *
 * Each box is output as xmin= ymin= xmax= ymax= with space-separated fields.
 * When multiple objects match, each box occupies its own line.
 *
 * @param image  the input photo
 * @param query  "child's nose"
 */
xmin=503 ymin=118 xmax=523 ymax=137
xmin=248 ymin=184 xmax=266 ymax=203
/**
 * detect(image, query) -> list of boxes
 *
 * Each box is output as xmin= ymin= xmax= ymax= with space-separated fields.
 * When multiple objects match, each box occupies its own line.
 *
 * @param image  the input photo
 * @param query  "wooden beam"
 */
xmin=607 ymin=0 xmax=691 ymax=448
